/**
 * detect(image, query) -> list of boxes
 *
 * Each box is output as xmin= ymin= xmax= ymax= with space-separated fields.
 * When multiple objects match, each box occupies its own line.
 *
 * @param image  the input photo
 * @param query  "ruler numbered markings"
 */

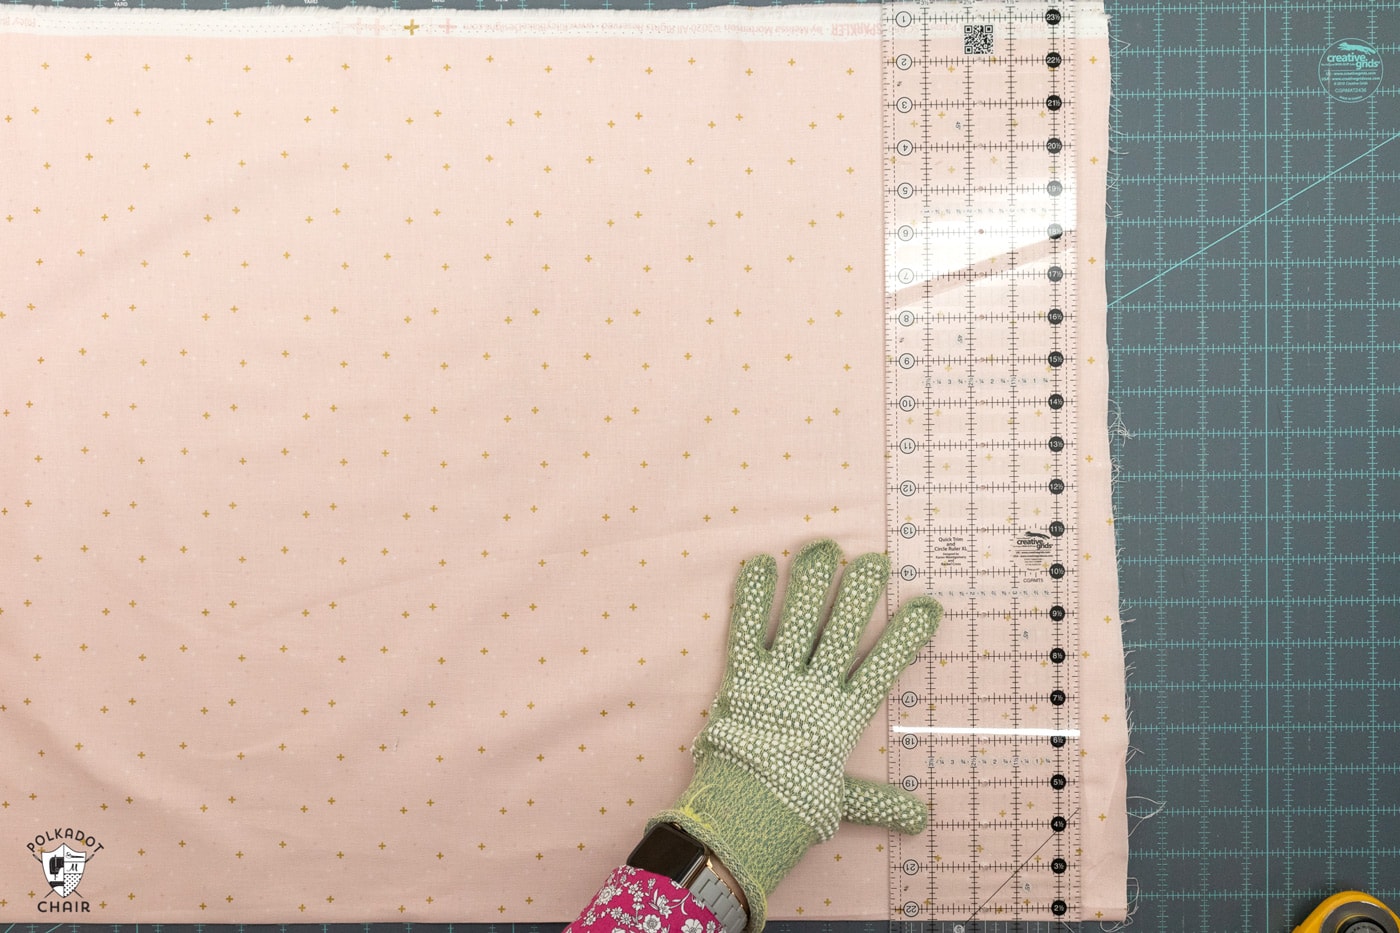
xmin=883 ymin=1 xmax=1086 ymax=925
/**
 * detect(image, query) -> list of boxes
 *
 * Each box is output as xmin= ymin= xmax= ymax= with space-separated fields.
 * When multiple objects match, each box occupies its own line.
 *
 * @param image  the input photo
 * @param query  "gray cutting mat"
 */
xmin=1108 ymin=2 xmax=1400 ymax=931
xmin=1 ymin=1 xmax=1397 ymax=932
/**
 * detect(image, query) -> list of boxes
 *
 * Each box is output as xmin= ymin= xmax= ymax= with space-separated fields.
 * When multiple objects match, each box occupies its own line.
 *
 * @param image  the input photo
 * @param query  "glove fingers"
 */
xmin=848 ymin=596 xmax=942 ymax=707
xmin=770 ymin=538 xmax=842 ymax=666
xmin=810 ymin=551 xmax=890 ymax=681
xmin=728 ymin=552 xmax=778 ymax=660
xmin=842 ymin=776 xmax=928 ymax=835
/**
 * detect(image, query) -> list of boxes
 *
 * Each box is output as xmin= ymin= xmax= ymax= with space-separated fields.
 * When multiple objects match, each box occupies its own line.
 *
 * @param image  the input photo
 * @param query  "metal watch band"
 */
xmin=689 ymin=864 xmax=747 ymax=933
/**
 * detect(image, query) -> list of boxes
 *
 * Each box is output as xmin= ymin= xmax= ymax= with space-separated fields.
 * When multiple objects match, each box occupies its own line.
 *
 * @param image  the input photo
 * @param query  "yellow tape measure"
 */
xmin=1295 ymin=892 xmax=1399 ymax=933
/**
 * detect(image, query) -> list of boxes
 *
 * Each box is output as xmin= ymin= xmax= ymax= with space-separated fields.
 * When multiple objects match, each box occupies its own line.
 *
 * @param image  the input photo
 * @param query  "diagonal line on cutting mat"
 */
xmin=1108 ymin=127 xmax=1400 ymax=308
xmin=1109 ymin=0 xmax=1400 ymax=929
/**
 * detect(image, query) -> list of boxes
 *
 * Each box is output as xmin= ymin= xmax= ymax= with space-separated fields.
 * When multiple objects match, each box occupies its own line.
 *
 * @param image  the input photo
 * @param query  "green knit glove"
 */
xmin=648 ymin=538 xmax=942 ymax=933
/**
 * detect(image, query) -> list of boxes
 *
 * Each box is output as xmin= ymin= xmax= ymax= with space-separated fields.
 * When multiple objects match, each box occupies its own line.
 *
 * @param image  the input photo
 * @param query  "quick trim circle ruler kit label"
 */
xmin=883 ymin=1 xmax=1090 ymax=925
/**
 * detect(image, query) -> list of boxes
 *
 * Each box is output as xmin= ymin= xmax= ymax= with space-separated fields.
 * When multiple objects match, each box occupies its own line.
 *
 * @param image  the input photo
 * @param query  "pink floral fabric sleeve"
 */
xmin=566 ymin=866 xmax=722 ymax=933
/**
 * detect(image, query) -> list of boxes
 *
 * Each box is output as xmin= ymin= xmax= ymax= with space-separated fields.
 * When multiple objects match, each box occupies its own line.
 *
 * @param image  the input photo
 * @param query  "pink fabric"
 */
xmin=0 ymin=3 xmax=1124 ymax=924
xmin=1072 ymin=24 xmax=1131 ymax=914
xmin=566 ymin=866 xmax=721 ymax=933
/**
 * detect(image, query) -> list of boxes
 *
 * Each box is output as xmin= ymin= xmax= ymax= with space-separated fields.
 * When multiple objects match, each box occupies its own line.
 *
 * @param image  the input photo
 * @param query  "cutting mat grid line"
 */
xmin=1108 ymin=2 xmax=1400 ymax=932
xmin=1 ymin=0 xmax=1397 ymax=931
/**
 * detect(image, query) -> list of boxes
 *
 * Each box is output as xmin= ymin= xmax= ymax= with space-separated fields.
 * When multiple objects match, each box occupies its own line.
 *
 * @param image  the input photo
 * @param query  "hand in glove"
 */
xmin=648 ymin=538 xmax=942 ymax=933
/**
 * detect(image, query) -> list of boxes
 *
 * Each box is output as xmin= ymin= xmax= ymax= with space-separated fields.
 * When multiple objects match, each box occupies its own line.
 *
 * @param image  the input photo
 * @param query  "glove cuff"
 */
xmin=648 ymin=753 xmax=819 ymax=933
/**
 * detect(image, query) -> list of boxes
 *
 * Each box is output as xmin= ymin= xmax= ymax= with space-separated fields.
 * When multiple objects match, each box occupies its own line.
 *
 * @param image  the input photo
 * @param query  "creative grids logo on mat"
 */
xmin=1318 ymin=37 xmax=1383 ymax=102
xmin=27 ymin=827 xmax=104 ymax=913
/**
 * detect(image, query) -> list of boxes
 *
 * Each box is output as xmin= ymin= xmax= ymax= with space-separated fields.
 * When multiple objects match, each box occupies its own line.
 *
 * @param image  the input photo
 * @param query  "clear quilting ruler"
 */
xmin=883 ymin=1 xmax=1083 ymax=927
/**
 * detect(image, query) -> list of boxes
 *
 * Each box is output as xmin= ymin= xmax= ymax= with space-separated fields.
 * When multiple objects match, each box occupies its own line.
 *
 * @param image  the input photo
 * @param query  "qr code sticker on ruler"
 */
xmin=964 ymin=23 xmax=993 ymax=54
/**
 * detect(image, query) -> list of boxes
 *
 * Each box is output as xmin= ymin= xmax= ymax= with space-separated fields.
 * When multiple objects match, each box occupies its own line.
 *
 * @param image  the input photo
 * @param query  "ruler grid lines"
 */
xmin=885 ymin=2 xmax=1086 ymax=928
xmin=2 ymin=1 xmax=1394 ymax=932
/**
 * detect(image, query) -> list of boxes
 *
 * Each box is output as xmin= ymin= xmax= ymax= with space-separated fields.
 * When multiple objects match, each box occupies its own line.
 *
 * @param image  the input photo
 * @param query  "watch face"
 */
xmin=626 ymin=823 xmax=707 ymax=883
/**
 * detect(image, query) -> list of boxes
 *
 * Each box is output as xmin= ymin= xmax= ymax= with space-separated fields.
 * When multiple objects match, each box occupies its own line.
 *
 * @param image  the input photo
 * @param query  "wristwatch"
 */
xmin=626 ymin=822 xmax=748 ymax=933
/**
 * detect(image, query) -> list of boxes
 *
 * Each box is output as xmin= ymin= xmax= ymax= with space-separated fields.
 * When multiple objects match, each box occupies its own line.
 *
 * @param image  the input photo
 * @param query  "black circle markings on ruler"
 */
xmin=882 ymin=2 xmax=1078 ymax=917
xmin=1046 ymin=4 xmax=1070 ymax=923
